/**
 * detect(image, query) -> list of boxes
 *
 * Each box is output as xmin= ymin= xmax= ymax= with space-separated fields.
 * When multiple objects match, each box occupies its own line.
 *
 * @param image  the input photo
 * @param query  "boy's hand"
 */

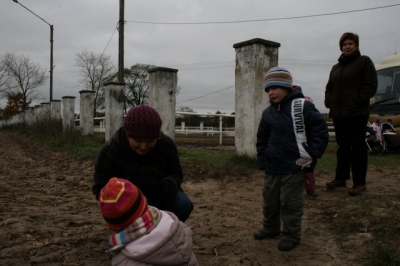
xmin=295 ymin=158 xmax=312 ymax=169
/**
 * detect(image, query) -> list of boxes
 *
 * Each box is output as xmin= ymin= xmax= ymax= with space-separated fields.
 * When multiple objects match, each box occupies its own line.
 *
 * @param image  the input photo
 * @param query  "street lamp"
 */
xmin=13 ymin=0 xmax=54 ymax=101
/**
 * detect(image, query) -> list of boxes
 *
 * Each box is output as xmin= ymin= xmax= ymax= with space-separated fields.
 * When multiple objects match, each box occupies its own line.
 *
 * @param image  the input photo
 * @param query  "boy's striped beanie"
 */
xmin=99 ymin=178 xmax=148 ymax=233
xmin=263 ymin=67 xmax=293 ymax=92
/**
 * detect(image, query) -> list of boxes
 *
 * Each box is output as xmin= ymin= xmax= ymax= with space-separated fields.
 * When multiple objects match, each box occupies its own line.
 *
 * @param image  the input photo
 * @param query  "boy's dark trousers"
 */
xmin=262 ymin=171 xmax=304 ymax=243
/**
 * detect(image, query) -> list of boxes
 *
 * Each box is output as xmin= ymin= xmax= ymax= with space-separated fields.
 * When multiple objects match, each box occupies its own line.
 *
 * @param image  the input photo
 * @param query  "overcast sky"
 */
xmin=2 ymin=0 xmax=399 ymax=114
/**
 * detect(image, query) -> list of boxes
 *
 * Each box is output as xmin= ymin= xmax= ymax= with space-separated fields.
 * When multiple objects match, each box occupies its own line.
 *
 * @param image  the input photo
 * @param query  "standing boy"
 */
xmin=254 ymin=67 xmax=329 ymax=251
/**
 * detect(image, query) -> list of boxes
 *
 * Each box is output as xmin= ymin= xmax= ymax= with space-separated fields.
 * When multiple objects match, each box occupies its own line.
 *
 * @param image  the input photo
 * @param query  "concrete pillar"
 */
xmin=34 ymin=104 xmax=42 ymax=122
xmin=20 ymin=111 xmax=25 ymax=124
xmin=25 ymin=107 xmax=34 ymax=125
xmin=41 ymin=102 xmax=51 ymax=121
xmin=104 ymin=82 xmax=125 ymax=142
xmin=233 ymin=38 xmax=280 ymax=157
xmin=148 ymin=67 xmax=178 ymax=139
xmin=12 ymin=114 xmax=20 ymax=125
xmin=51 ymin=100 xmax=62 ymax=120
xmin=79 ymin=90 xmax=95 ymax=135
xmin=62 ymin=96 xmax=76 ymax=131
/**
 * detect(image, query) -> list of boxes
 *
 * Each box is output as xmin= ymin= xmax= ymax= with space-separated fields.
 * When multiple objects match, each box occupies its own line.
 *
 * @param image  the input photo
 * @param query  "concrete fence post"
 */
xmin=79 ymin=90 xmax=95 ymax=136
xmin=148 ymin=67 xmax=178 ymax=140
xmin=34 ymin=105 xmax=42 ymax=122
xmin=104 ymin=82 xmax=125 ymax=142
xmin=41 ymin=102 xmax=51 ymax=121
xmin=26 ymin=107 xmax=34 ymax=125
xmin=20 ymin=111 xmax=25 ymax=124
xmin=51 ymin=100 xmax=62 ymax=120
xmin=62 ymin=96 xmax=76 ymax=132
xmin=233 ymin=38 xmax=280 ymax=157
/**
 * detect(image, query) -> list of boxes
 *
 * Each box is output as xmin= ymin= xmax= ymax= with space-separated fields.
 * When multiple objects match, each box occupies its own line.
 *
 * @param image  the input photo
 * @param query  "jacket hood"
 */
xmin=111 ymin=211 xmax=195 ymax=265
xmin=269 ymin=85 xmax=305 ymax=107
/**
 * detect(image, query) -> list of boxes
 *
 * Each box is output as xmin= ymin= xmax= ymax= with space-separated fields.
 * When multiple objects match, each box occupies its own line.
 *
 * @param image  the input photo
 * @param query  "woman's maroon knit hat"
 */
xmin=123 ymin=105 xmax=162 ymax=139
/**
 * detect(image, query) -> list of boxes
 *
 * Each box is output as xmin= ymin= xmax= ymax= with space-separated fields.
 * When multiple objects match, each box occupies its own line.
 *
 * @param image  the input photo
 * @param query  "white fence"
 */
xmin=90 ymin=111 xmax=235 ymax=145
xmin=87 ymin=113 xmax=334 ymax=144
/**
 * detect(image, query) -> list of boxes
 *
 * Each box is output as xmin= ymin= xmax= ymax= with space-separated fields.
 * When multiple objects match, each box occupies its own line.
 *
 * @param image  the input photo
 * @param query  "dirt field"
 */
xmin=1 ymin=131 xmax=400 ymax=266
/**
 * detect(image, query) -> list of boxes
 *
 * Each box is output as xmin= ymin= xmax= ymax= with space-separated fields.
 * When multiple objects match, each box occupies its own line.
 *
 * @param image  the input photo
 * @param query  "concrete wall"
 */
xmin=233 ymin=38 xmax=280 ymax=157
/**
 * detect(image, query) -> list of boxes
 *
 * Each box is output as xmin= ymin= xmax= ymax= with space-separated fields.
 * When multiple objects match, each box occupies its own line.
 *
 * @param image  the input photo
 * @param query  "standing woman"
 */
xmin=325 ymin=32 xmax=377 ymax=196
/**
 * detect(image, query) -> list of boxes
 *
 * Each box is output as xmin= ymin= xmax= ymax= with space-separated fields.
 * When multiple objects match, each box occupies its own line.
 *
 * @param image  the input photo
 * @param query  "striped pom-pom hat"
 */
xmin=99 ymin=178 xmax=148 ymax=233
xmin=123 ymin=105 xmax=162 ymax=139
xmin=263 ymin=67 xmax=293 ymax=92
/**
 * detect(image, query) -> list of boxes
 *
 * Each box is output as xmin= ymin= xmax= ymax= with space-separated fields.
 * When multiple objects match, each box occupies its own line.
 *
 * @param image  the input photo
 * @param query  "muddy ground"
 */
xmin=1 ymin=131 xmax=399 ymax=266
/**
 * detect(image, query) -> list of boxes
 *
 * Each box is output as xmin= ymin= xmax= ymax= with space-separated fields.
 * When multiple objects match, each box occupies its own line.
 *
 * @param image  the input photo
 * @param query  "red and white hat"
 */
xmin=99 ymin=178 xmax=148 ymax=233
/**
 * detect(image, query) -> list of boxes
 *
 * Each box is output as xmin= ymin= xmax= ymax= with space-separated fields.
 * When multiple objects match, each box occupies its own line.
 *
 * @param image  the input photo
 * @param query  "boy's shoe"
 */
xmin=326 ymin=180 xmax=347 ymax=189
xmin=349 ymin=185 xmax=366 ymax=196
xmin=278 ymin=239 xmax=299 ymax=251
xmin=253 ymin=229 xmax=280 ymax=240
xmin=306 ymin=190 xmax=318 ymax=197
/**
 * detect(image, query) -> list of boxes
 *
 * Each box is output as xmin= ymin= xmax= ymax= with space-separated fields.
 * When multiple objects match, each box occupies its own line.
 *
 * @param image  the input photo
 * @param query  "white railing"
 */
xmin=175 ymin=126 xmax=217 ymax=136
xmin=90 ymin=112 xmax=235 ymax=145
xmin=89 ymin=114 xmax=333 ymax=144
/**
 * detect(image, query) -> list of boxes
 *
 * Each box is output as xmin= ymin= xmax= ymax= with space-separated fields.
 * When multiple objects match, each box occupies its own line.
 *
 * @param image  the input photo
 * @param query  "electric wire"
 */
xmin=101 ymin=22 xmax=118 ymax=56
xmin=55 ymin=74 xmax=84 ymax=89
xmin=55 ymin=3 xmax=397 ymax=107
xmin=176 ymin=85 xmax=234 ymax=105
xmin=126 ymin=3 xmax=400 ymax=25
xmin=54 ymin=23 xmax=118 ymax=90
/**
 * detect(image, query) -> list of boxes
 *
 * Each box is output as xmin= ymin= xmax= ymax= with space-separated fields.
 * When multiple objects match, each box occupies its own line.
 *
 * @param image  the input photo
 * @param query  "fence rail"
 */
xmin=90 ymin=118 xmax=334 ymax=140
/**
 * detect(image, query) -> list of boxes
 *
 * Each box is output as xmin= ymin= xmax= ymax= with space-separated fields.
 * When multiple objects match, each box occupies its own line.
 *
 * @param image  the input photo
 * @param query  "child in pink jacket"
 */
xmin=99 ymin=178 xmax=198 ymax=266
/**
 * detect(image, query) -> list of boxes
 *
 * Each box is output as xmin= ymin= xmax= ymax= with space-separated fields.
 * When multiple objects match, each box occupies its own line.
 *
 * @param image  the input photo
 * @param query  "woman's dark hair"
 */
xmin=339 ymin=32 xmax=359 ymax=51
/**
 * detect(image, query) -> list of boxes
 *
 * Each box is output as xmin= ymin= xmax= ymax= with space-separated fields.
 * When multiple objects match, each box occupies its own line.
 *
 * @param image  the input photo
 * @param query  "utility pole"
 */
xmin=118 ymin=0 xmax=125 ymax=83
xmin=13 ymin=0 xmax=54 ymax=101
xmin=50 ymin=24 xmax=54 ymax=101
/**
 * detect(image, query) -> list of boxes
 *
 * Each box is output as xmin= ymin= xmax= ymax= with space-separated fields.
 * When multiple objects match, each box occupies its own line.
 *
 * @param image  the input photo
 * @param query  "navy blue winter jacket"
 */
xmin=256 ymin=86 xmax=329 ymax=174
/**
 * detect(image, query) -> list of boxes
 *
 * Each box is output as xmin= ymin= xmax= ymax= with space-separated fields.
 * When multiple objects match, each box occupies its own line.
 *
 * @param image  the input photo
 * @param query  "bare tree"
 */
xmin=106 ymin=63 xmax=155 ymax=112
xmin=75 ymin=50 xmax=115 ymax=114
xmin=1 ymin=53 xmax=46 ymax=108
xmin=0 ymin=57 xmax=10 ymax=97
xmin=176 ymin=106 xmax=195 ymax=119
xmin=178 ymin=106 xmax=194 ymax=113
xmin=123 ymin=64 xmax=154 ymax=112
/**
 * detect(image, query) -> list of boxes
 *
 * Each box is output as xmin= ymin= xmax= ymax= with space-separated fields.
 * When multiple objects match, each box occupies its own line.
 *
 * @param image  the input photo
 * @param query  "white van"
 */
xmin=369 ymin=54 xmax=400 ymax=131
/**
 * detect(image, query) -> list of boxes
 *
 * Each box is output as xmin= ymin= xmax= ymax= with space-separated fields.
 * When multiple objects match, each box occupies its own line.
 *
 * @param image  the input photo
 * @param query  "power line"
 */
xmin=101 ymin=22 xmax=118 ymax=56
xmin=177 ymin=85 xmax=234 ymax=105
xmin=126 ymin=3 xmax=400 ymax=25
xmin=294 ymin=79 xmax=323 ymax=92
xmin=55 ymin=74 xmax=84 ymax=89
